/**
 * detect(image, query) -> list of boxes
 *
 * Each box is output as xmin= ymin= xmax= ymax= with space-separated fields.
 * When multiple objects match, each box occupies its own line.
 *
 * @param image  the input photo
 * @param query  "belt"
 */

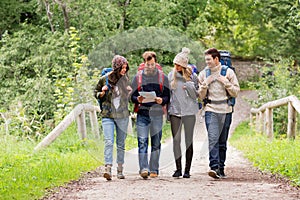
xmin=206 ymin=99 xmax=228 ymax=104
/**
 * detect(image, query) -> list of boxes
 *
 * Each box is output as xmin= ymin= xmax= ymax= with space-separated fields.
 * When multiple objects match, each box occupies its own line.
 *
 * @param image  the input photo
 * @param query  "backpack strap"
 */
xmin=105 ymin=74 xmax=111 ymax=91
xmin=136 ymin=70 xmax=143 ymax=91
xmin=205 ymin=68 xmax=211 ymax=77
xmin=220 ymin=65 xmax=228 ymax=76
xmin=157 ymin=69 xmax=164 ymax=92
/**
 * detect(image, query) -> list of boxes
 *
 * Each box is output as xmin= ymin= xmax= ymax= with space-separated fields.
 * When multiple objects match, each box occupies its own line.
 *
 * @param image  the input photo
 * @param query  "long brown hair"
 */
xmin=170 ymin=65 xmax=192 ymax=89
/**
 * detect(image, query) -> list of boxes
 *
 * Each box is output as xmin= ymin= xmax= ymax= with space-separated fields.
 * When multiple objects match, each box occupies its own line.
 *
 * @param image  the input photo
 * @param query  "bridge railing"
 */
xmin=250 ymin=95 xmax=300 ymax=139
xmin=34 ymin=104 xmax=100 ymax=151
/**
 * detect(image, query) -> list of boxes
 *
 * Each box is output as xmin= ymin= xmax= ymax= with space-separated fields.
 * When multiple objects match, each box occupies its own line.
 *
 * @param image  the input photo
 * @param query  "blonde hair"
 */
xmin=170 ymin=65 xmax=192 ymax=89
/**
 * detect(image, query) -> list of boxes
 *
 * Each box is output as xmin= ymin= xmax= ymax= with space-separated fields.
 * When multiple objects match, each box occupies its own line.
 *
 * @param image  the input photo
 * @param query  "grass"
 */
xmin=230 ymin=121 xmax=300 ymax=186
xmin=0 ymin=123 xmax=102 ymax=200
xmin=0 ymin=118 xmax=172 ymax=200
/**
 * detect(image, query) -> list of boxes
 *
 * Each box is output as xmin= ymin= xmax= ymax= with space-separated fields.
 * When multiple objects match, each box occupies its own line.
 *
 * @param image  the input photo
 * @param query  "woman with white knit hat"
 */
xmin=168 ymin=47 xmax=199 ymax=178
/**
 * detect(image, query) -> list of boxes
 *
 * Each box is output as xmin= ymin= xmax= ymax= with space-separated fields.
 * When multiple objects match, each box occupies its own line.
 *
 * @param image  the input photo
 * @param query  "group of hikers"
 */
xmin=94 ymin=47 xmax=240 ymax=181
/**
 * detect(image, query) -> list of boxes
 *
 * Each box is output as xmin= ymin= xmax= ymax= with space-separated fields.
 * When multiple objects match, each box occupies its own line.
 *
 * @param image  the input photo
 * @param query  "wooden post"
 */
xmin=287 ymin=102 xmax=296 ymax=139
xmin=77 ymin=111 xmax=87 ymax=140
xmin=89 ymin=110 xmax=100 ymax=139
xmin=256 ymin=113 xmax=260 ymax=133
xmin=259 ymin=111 xmax=265 ymax=134
xmin=265 ymin=108 xmax=273 ymax=138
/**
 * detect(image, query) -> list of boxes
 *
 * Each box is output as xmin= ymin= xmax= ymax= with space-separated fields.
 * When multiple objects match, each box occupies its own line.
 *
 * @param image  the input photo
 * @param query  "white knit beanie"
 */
xmin=173 ymin=47 xmax=190 ymax=68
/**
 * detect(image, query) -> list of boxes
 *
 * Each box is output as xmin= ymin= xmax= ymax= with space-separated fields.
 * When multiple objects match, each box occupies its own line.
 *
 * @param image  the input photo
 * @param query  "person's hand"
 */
xmin=155 ymin=97 xmax=163 ymax=104
xmin=137 ymin=96 xmax=145 ymax=103
xmin=127 ymin=86 xmax=132 ymax=92
xmin=102 ymin=85 xmax=109 ymax=91
xmin=217 ymin=75 xmax=228 ymax=85
xmin=204 ymin=75 xmax=216 ymax=85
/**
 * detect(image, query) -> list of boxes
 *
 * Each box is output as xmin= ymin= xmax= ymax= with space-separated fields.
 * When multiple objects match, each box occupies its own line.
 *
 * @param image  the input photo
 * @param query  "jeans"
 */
xmin=170 ymin=115 xmax=195 ymax=172
xmin=136 ymin=114 xmax=163 ymax=174
xmin=102 ymin=117 xmax=129 ymax=165
xmin=205 ymin=111 xmax=232 ymax=170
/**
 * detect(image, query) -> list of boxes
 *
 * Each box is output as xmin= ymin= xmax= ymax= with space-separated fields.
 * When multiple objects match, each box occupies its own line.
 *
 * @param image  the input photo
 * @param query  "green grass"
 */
xmin=0 ymin=123 xmax=102 ymax=200
xmin=0 ymin=119 xmax=172 ymax=200
xmin=230 ymin=121 xmax=300 ymax=186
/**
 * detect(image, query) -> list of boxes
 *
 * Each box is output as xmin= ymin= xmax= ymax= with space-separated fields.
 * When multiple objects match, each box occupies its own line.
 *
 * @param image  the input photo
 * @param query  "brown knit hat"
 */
xmin=112 ymin=55 xmax=128 ymax=70
xmin=173 ymin=47 xmax=190 ymax=68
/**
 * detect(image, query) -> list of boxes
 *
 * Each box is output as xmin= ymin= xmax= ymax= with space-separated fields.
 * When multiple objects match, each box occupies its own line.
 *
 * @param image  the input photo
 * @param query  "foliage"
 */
xmin=230 ymin=121 xmax=300 ymax=186
xmin=0 ymin=123 xmax=101 ymax=200
xmin=249 ymin=58 xmax=300 ymax=136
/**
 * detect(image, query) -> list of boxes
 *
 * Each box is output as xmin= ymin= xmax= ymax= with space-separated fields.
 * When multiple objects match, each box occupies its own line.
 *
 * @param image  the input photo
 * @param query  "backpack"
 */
xmin=204 ymin=50 xmax=235 ymax=107
xmin=96 ymin=67 xmax=113 ymax=110
xmin=188 ymin=64 xmax=199 ymax=75
xmin=133 ymin=68 xmax=165 ymax=113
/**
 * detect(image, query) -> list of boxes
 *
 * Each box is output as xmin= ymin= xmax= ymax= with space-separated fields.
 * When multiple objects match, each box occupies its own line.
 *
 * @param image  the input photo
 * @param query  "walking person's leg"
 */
xmin=136 ymin=114 xmax=150 ymax=178
xmin=205 ymin=111 xmax=226 ymax=179
xmin=170 ymin=115 xmax=183 ymax=177
xmin=182 ymin=115 xmax=196 ymax=178
xmin=115 ymin=117 xmax=129 ymax=179
xmin=149 ymin=115 xmax=163 ymax=177
xmin=219 ymin=112 xmax=232 ymax=178
xmin=102 ymin=118 xmax=115 ymax=180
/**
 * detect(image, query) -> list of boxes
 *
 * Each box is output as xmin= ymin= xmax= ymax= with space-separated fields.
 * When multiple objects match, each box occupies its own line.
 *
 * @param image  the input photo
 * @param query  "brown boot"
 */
xmin=103 ymin=165 xmax=112 ymax=180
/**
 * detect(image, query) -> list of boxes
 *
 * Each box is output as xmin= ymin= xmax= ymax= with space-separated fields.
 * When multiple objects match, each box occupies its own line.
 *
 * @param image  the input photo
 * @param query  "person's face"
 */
xmin=119 ymin=64 xmax=127 ymax=76
xmin=144 ymin=57 xmax=156 ymax=75
xmin=205 ymin=54 xmax=219 ymax=68
xmin=175 ymin=64 xmax=183 ymax=72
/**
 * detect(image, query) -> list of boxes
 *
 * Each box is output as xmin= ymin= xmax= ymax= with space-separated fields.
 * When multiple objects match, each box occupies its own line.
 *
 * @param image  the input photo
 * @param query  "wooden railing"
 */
xmin=250 ymin=95 xmax=300 ymax=139
xmin=34 ymin=104 xmax=100 ymax=151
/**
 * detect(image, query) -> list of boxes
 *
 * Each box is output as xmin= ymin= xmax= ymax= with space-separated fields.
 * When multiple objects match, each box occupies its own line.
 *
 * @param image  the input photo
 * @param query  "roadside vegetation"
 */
xmin=230 ymin=121 xmax=300 ymax=187
xmin=0 ymin=0 xmax=299 ymax=199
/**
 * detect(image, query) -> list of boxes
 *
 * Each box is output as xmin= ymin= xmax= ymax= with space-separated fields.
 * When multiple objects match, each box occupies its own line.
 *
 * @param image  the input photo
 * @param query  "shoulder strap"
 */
xmin=136 ymin=70 xmax=143 ymax=91
xmin=158 ymin=69 xmax=164 ymax=92
xmin=105 ymin=74 xmax=111 ymax=90
xmin=220 ymin=65 xmax=228 ymax=76
xmin=205 ymin=68 xmax=211 ymax=77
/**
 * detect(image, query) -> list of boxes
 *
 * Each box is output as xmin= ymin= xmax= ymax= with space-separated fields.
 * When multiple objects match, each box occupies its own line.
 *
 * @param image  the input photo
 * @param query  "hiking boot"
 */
xmin=103 ymin=165 xmax=112 ymax=181
xmin=172 ymin=169 xmax=182 ymax=178
xmin=208 ymin=169 xmax=220 ymax=179
xmin=140 ymin=169 xmax=149 ymax=179
xmin=219 ymin=168 xmax=226 ymax=179
xmin=150 ymin=172 xmax=158 ymax=178
xmin=117 ymin=166 xmax=125 ymax=179
xmin=183 ymin=171 xmax=190 ymax=178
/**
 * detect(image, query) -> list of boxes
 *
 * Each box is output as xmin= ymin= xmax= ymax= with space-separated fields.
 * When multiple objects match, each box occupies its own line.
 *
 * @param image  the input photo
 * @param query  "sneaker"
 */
xmin=208 ymin=169 xmax=220 ymax=179
xmin=172 ymin=170 xmax=182 ymax=178
xmin=140 ymin=170 xmax=149 ymax=179
xmin=183 ymin=171 xmax=190 ymax=178
xmin=219 ymin=169 xmax=226 ymax=179
xmin=150 ymin=172 xmax=158 ymax=178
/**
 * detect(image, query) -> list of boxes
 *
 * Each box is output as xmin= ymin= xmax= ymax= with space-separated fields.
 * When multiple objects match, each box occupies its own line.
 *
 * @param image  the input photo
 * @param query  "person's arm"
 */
xmin=161 ymin=74 xmax=170 ymax=105
xmin=94 ymin=76 xmax=106 ymax=99
xmin=131 ymin=74 xmax=140 ymax=104
xmin=217 ymin=69 xmax=240 ymax=97
xmin=184 ymin=74 xmax=199 ymax=99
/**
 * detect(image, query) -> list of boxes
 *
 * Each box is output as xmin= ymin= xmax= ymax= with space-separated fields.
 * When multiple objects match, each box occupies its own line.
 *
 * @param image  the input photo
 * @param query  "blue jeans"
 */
xmin=205 ymin=111 xmax=232 ymax=170
xmin=136 ymin=114 xmax=163 ymax=174
xmin=102 ymin=117 xmax=129 ymax=165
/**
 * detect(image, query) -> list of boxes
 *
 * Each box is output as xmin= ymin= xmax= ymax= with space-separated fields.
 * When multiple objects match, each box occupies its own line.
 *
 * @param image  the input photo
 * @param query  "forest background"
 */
xmin=1 ymin=1 xmax=300 ymax=199
xmin=0 ymin=0 xmax=299 ymax=138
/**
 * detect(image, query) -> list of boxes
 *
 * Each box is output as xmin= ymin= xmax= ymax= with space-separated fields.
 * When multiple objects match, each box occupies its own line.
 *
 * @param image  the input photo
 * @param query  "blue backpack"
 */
xmin=204 ymin=50 xmax=236 ymax=107
xmin=96 ymin=67 xmax=112 ymax=110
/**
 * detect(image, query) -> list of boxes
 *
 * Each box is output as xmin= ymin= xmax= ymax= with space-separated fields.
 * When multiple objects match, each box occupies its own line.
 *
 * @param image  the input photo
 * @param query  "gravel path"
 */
xmin=44 ymin=90 xmax=300 ymax=200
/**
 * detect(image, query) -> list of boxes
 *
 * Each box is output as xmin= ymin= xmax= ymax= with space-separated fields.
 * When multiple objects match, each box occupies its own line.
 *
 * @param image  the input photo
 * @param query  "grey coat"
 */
xmin=168 ymin=70 xmax=199 ymax=116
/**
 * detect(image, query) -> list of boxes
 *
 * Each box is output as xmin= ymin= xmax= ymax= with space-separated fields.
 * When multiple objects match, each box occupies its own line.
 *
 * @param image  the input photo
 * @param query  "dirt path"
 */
xmin=44 ymin=90 xmax=300 ymax=200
